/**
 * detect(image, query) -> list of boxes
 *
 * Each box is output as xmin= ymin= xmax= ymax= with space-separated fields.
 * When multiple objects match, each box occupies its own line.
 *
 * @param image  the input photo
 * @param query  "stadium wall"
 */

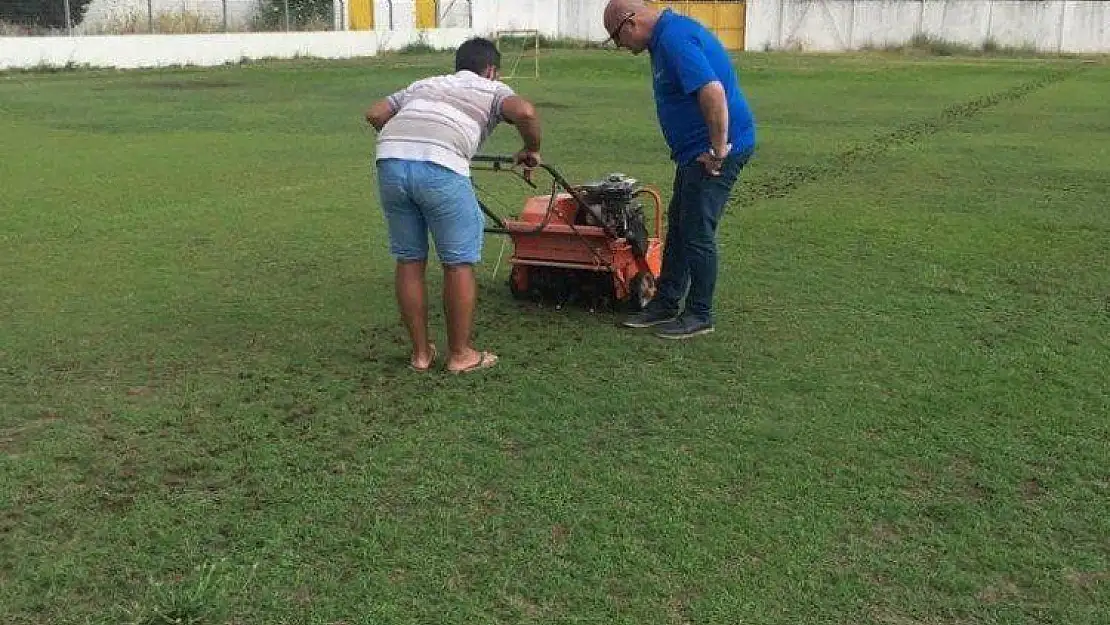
xmin=0 ymin=29 xmax=477 ymax=70
xmin=1 ymin=0 xmax=1106 ymax=70
xmin=747 ymin=0 xmax=1110 ymax=54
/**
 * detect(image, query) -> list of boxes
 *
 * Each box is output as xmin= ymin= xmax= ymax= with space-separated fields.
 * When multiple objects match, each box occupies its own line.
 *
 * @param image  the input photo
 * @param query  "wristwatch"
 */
xmin=710 ymin=144 xmax=731 ymax=160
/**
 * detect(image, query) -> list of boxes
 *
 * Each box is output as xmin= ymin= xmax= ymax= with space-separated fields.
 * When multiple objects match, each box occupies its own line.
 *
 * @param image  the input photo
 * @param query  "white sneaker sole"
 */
xmin=655 ymin=326 xmax=715 ymax=340
xmin=622 ymin=317 xmax=677 ymax=329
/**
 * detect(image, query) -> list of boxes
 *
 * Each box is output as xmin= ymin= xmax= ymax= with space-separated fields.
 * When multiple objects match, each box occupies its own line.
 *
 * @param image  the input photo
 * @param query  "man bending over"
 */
xmin=366 ymin=38 xmax=542 ymax=372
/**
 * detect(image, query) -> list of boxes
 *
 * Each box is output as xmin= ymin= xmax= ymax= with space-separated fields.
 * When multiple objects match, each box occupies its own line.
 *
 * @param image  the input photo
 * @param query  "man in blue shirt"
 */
xmin=603 ymin=0 xmax=756 ymax=339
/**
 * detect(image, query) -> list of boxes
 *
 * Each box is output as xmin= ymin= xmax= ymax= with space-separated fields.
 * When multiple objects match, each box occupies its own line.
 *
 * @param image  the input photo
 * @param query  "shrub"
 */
xmin=253 ymin=0 xmax=334 ymax=31
xmin=0 ymin=0 xmax=95 ymax=29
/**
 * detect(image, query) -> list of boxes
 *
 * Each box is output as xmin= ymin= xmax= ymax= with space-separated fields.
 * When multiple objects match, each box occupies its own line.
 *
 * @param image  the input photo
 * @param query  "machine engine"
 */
xmin=574 ymin=173 xmax=650 ymax=258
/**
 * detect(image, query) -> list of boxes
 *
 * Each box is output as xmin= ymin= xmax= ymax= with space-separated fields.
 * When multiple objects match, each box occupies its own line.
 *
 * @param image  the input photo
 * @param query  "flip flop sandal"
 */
xmin=448 ymin=351 xmax=498 ymax=375
xmin=409 ymin=344 xmax=438 ymax=372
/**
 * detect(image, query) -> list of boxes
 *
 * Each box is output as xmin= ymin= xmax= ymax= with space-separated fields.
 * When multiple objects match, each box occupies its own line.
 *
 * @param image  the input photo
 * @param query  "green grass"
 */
xmin=2 ymin=50 xmax=1109 ymax=624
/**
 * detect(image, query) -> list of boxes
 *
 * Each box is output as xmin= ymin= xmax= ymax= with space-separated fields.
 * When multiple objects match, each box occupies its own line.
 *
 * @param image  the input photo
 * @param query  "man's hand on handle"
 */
xmin=501 ymin=96 xmax=542 ymax=183
xmin=514 ymin=149 xmax=542 ymax=183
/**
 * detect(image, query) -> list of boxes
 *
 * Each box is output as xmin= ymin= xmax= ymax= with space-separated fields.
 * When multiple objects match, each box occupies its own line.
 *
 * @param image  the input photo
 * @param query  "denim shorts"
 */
xmin=375 ymin=158 xmax=483 ymax=265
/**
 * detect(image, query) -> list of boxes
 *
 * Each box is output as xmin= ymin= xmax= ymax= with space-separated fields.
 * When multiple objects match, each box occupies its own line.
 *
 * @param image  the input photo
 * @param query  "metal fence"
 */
xmin=0 ymin=0 xmax=474 ymax=35
xmin=376 ymin=0 xmax=474 ymax=30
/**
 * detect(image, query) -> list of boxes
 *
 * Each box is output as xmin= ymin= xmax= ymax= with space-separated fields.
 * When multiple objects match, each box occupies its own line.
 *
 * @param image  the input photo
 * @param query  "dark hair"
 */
xmin=455 ymin=37 xmax=501 ymax=74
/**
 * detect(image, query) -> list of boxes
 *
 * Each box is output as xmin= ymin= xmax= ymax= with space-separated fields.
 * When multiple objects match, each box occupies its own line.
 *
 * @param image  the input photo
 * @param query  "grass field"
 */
xmin=2 ymin=49 xmax=1108 ymax=624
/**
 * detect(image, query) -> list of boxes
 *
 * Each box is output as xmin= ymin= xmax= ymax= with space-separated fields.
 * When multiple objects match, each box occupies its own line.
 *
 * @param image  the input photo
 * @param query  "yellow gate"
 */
xmin=416 ymin=0 xmax=438 ymax=28
xmin=654 ymin=1 xmax=746 ymax=50
xmin=350 ymin=0 xmax=373 ymax=30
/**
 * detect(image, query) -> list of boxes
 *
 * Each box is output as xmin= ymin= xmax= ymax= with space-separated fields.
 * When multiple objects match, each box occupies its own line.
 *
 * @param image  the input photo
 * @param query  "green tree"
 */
xmin=0 ymin=0 xmax=95 ymax=29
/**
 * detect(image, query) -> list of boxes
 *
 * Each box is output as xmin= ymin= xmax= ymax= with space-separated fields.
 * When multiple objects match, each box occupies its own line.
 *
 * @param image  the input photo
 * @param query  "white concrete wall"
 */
xmin=559 ymin=0 xmax=608 ymax=42
xmin=0 ymin=28 xmax=476 ymax=70
xmin=843 ymin=0 xmax=922 ymax=48
xmin=471 ymin=0 xmax=560 ymax=38
xmin=746 ymin=0 xmax=1110 ymax=53
xmin=1059 ymin=0 xmax=1110 ymax=53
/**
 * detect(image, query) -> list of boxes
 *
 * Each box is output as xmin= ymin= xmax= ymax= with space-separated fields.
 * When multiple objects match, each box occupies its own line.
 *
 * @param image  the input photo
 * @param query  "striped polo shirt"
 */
xmin=376 ymin=70 xmax=516 ymax=177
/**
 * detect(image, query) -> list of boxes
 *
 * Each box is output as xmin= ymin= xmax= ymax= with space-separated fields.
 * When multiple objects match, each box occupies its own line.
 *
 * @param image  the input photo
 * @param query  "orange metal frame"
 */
xmin=502 ymin=189 xmax=665 ymax=302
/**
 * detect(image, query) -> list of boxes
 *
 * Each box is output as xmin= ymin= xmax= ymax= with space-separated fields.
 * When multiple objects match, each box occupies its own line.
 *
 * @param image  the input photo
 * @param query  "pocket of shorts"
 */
xmin=414 ymin=164 xmax=471 ymax=207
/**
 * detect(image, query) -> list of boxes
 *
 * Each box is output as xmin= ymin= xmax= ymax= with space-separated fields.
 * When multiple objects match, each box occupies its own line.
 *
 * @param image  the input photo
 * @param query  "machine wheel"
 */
xmin=628 ymin=271 xmax=657 ymax=312
xmin=509 ymin=266 xmax=529 ymax=300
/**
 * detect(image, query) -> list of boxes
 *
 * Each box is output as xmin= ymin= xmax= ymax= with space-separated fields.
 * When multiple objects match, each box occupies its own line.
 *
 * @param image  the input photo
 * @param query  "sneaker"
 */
xmin=654 ymin=315 xmax=714 ymax=340
xmin=621 ymin=306 xmax=679 ymax=328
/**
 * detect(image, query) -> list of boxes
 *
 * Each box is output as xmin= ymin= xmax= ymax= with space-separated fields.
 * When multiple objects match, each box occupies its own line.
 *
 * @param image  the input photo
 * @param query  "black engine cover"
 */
xmin=575 ymin=173 xmax=649 ymax=258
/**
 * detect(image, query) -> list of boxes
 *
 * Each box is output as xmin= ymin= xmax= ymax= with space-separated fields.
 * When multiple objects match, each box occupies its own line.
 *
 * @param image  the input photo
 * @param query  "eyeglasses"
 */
xmin=603 ymin=12 xmax=634 ymax=46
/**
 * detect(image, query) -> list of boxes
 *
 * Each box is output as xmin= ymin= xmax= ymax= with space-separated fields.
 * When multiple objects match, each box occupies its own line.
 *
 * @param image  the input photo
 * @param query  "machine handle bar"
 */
xmin=471 ymin=154 xmax=653 ymax=275
xmin=472 ymin=154 xmax=580 ymax=204
xmin=473 ymin=155 xmax=614 ymax=236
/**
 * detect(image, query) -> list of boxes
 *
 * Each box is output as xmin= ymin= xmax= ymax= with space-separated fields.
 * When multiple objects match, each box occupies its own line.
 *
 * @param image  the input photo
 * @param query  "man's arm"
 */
xmin=499 ymin=95 xmax=543 ymax=173
xmin=367 ymin=80 xmax=422 ymax=131
xmin=500 ymin=96 xmax=542 ymax=153
xmin=365 ymin=98 xmax=396 ymax=131
xmin=665 ymin=34 xmax=732 ymax=174
xmin=697 ymin=81 xmax=730 ymax=159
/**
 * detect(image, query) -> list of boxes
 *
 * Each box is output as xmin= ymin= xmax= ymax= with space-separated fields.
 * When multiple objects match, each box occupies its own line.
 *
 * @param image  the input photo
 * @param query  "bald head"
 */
xmin=603 ymin=0 xmax=646 ymax=30
xmin=602 ymin=0 xmax=659 ymax=52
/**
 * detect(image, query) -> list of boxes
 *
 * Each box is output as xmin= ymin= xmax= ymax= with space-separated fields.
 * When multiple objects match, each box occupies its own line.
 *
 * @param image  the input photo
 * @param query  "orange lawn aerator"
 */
xmin=472 ymin=155 xmax=664 ymax=312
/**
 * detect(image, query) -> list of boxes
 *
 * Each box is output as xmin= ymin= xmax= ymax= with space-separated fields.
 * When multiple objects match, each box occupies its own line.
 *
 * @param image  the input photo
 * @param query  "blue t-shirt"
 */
xmin=648 ymin=9 xmax=756 ymax=165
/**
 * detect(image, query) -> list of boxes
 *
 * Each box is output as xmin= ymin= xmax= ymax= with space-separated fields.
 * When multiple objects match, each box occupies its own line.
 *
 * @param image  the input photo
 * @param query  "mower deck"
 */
xmin=503 ymin=193 xmax=662 ymax=307
xmin=472 ymin=156 xmax=665 ymax=312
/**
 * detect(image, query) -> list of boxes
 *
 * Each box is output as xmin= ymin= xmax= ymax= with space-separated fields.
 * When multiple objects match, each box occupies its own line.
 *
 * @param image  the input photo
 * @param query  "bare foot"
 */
xmin=410 ymin=344 xmax=437 ymax=372
xmin=446 ymin=349 xmax=498 ymax=374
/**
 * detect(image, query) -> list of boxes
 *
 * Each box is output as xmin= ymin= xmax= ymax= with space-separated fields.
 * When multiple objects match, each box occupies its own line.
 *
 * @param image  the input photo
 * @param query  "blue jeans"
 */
xmin=652 ymin=151 xmax=750 ymax=323
xmin=376 ymin=158 xmax=483 ymax=265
